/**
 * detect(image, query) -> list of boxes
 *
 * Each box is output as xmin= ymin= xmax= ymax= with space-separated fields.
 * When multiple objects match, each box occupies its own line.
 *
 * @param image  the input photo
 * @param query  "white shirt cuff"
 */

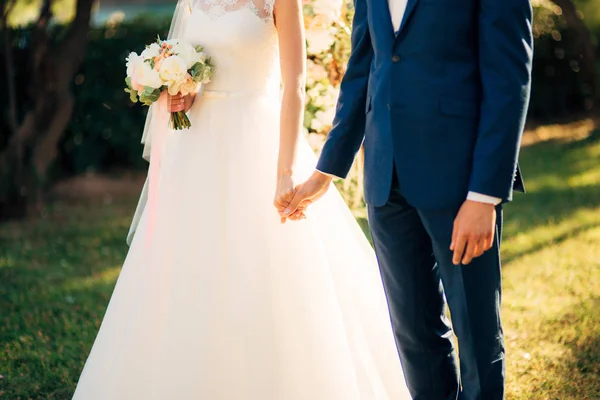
xmin=467 ymin=191 xmax=502 ymax=205
xmin=316 ymin=169 xmax=342 ymax=179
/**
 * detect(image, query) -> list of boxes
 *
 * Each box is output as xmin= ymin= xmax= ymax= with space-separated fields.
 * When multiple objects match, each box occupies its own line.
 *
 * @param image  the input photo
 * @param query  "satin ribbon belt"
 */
xmin=200 ymin=89 xmax=276 ymax=98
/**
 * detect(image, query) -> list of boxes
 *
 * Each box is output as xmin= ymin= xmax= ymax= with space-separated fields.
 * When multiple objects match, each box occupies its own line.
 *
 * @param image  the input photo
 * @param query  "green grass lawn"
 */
xmin=1 ymin=127 xmax=599 ymax=399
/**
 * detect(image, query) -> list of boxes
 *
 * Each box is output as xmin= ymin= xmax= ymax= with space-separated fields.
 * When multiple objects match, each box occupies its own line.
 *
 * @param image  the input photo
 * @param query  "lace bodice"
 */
xmin=190 ymin=0 xmax=275 ymax=22
xmin=181 ymin=0 xmax=280 ymax=94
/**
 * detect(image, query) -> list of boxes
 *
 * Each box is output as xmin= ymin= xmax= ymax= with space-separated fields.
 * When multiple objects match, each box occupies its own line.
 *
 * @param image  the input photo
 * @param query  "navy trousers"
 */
xmin=368 ymin=171 xmax=505 ymax=400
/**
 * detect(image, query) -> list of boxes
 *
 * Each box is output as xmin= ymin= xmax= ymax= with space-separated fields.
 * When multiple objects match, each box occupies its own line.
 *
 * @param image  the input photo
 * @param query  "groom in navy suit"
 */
xmin=284 ymin=0 xmax=533 ymax=398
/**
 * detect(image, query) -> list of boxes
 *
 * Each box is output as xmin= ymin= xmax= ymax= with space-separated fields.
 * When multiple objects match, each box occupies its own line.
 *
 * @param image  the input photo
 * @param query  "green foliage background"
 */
xmin=0 ymin=3 xmax=599 ymax=176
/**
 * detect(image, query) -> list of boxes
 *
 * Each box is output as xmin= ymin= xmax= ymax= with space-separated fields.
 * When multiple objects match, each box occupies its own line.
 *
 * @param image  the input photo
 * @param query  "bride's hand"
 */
xmin=274 ymin=172 xmax=306 ymax=223
xmin=168 ymin=93 xmax=196 ymax=113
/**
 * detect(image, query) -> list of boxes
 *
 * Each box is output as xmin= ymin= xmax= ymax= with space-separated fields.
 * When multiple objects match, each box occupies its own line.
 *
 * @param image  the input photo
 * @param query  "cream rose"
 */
xmin=159 ymin=55 xmax=189 ymax=94
xmin=126 ymin=52 xmax=142 ymax=77
xmin=172 ymin=42 xmax=200 ymax=69
xmin=132 ymin=59 xmax=163 ymax=90
xmin=315 ymin=108 xmax=335 ymax=130
xmin=171 ymin=75 xmax=198 ymax=96
xmin=141 ymin=42 xmax=162 ymax=60
xmin=312 ymin=0 xmax=342 ymax=25
xmin=306 ymin=29 xmax=335 ymax=55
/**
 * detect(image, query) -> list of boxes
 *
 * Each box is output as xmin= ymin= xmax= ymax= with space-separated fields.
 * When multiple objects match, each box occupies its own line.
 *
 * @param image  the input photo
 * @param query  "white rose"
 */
xmin=311 ymin=117 xmax=325 ymax=132
xmin=141 ymin=42 xmax=161 ymax=60
xmin=172 ymin=42 xmax=200 ymax=68
xmin=308 ymin=60 xmax=328 ymax=82
xmin=324 ymin=85 xmax=340 ymax=106
xmin=171 ymin=76 xmax=198 ymax=96
xmin=126 ymin=52 xmax=142 ymax=77
xmin=316 ymin=107 xmax=335 ymax=129
xmin=133 ymin=60 xmax=163 ymax=89
xmin=307 ymin=132 xmax=326 ymax=151
xmin=306 ymin=29 xmax=335 ymax=55
xmin=306 ymin=85 xmax=322 ymax=100
xmin=164 ymin=39 xmax=180 ymax=47
xmin=312 ymin=0 xmax=342 ymax=25
xmin=159 ymin=55 xmax=189 ymax=88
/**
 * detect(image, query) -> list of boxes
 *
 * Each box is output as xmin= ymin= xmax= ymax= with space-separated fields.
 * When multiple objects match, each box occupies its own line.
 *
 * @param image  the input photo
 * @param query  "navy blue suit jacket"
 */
xmin=316 ymin=0 xmax=533 ymax=209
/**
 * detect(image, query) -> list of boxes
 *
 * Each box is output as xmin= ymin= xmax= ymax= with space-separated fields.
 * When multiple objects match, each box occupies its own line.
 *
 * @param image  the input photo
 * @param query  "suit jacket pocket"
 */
xmin=439 ymin=95 xmax=479 ymax=119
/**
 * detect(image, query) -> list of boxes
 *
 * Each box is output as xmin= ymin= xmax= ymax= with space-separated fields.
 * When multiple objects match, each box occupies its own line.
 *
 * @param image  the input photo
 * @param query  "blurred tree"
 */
xmin=0 ymin=0 xmax=95 ymax=219
xmin=550 ymin=0 xmax=597 ymax=99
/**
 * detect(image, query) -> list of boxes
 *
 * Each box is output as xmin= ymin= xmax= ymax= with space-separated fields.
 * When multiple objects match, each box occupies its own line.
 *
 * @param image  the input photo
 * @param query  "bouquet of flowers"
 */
xmin=125 ymin=37 xmax=214 ymax=130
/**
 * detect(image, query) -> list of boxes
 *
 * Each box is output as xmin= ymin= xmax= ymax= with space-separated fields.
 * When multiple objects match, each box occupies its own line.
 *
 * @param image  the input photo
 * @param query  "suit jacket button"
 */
xmin=392 ymin=55 xmax=400 ymax=63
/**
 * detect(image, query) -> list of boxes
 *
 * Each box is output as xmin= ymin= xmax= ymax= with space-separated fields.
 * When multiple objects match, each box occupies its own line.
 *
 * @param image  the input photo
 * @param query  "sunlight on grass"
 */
xmin=63 ymin=266 xmax=122 ymax=292
xmin=500 ymin=131 xmax=600 ymax=399
xmin=0 ymin=124 xmax=598 ymax=399
xmin=502 ymin=207 xmax=600 ymax=262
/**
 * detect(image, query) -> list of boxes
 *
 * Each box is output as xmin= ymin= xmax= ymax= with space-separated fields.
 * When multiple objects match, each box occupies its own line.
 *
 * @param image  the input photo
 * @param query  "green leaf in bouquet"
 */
xmin=139 ymin=87 xmax=162 ymax=106
xmin=144 ymin=58 xmax=155 ymax=70
xmin=202 ymin=67 xmax=214 ymax=82
xmin=189 ymin=62 xmax=200 ymax=77
xmin=189 ymin=62 xmax=205 ymax=79
xmin=125 ymin=87 xmax=139 ymax=103
xmin=195 ymin=45 xmax=204 ymax=53
xmin=125 ymin=76 xmax=132 ymax=88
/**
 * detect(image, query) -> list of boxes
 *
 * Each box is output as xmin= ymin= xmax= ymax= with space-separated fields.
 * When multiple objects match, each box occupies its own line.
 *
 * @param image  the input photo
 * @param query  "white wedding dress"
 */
xmin=72 ymin=1 xmax=411 ymax=398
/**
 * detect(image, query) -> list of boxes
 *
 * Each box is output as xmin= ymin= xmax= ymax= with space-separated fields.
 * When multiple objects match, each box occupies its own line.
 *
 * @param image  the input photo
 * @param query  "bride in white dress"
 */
xmin=72 ymin=0 xmax=411 ymax=398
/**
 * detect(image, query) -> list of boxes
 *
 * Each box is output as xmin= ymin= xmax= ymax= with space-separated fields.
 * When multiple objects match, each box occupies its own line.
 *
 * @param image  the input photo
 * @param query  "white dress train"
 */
xmin=72 ymin=0 xmax=411 ymax=398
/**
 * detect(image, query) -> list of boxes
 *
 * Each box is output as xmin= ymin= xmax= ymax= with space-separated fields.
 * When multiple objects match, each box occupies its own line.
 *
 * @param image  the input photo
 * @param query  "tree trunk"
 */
xmin=0 ymin=0 xmax=95 ymax=219
xmin=551 ymin=0 xmax=597 ymax=100
xmin=1 ymin=1 xmax=18 ymax=133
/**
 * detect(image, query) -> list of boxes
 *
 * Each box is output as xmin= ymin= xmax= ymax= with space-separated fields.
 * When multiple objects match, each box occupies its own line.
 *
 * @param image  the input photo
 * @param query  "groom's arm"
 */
xmin=469 ymin=0 xmax=533 ymax=201
xmin=315 ymin=0 xmax=373 ymax=178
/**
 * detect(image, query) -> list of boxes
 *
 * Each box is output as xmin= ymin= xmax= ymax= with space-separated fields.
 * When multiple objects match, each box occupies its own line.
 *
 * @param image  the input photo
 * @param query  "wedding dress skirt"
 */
xmin=72 ymin=1 xmax=411 ymax=398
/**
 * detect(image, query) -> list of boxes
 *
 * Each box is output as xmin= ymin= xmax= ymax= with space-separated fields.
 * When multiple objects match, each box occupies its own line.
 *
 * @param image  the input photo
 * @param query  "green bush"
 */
xmin=60 ymin=17 xmax=171 ymax=174
xmin=0 ymin=11 xmax=598 ymax=177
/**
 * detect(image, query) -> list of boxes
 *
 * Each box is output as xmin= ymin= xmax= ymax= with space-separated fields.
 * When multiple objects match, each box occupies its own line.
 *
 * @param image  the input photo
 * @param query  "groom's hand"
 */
xmin=282 ymin=171 xmax=332 ymax=219
xmin=450 ymin=200 xmax=497 ymax=265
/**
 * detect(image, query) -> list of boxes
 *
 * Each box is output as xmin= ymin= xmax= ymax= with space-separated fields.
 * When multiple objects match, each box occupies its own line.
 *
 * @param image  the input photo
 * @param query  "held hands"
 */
xmin=168 ymin=93 xmax=196 ymax=113
xmin=450 ymin=200 xmax=497 ymax=265
xmin=274 ymin=171 xmax=306 ymax=223
xmin=278 ymin=174 xmax=495 ymax=265
xmin=276 ymin=171 xmax=332 ymax=222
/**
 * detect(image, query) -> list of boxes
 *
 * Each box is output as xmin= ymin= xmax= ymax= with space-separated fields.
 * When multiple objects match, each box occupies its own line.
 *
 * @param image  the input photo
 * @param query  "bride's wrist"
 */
xmin=277 ymin=167 xmax=294 ymax=178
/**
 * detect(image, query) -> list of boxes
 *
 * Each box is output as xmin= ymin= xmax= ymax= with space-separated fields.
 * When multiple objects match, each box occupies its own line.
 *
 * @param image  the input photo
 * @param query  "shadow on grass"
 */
xmin=0 ymin=203 xmax=131 ymax=399
xmin=354 ymin=132 xmax=600 ymax=257
xmin=503 ymin=220 xmax=600 ymax=265
xmin=499 ymin=133 xmax=600 ymax=263
xmin=527 ymin=297 xmax=600 ymax=399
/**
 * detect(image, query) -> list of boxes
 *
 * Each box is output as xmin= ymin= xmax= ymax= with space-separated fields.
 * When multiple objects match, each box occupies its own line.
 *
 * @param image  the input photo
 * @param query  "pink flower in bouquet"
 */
xmin=125 ymin=37 xmax=214 ymax=130
xmin=153 ymin=53 xmax=167 ymax=71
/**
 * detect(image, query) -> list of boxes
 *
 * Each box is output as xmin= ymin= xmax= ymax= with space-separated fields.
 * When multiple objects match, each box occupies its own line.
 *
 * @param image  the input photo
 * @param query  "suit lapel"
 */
xmin=371 ymin=0 xmax=395 ymax=50
xmin=395 ymin=0 xmax=420 ymax=40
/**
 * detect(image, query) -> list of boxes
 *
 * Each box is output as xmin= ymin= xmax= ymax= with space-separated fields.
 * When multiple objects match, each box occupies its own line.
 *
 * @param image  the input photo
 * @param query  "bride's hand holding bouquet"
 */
xmin=125 ymin=37 xmax=214 ymax=130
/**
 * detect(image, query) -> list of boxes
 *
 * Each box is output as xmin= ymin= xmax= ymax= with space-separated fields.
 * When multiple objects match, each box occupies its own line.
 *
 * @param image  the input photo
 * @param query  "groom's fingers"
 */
xmin=461 ymin=239 xmax=478 ymax=265
xmin=452 ymin=234 xmax=467 ymax=265
xmin=284 ymin=190 xmax=307 ymax=216
xmin=274 ymin=198 xmax=287 ymax=215
xmin=450 ymin=221 xmax=459 ymax=251
xmin=274 ymin=191 xmax=294 ymax=212
xmin=288 ymin=204 xmax=308 ymax=220
xmin=274 ymin=194 xmax=294 ymax=224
